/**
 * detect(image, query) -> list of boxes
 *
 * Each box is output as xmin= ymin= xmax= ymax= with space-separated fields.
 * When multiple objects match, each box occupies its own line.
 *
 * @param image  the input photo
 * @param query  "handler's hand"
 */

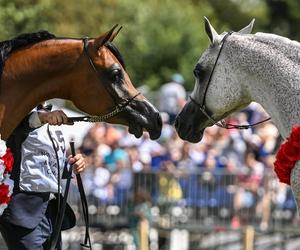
xmin=68 ymin=153 xmax=86 ymax=174
xmin=38 ymin=110 xmax=74 ymax=126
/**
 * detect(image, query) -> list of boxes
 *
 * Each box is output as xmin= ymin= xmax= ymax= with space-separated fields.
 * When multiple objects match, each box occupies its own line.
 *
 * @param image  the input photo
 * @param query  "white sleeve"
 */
xmin=28 ymin=111 xmax=42 ymax=128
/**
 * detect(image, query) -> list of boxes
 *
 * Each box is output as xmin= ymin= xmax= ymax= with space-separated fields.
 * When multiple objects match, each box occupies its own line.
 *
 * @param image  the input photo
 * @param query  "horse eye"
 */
xmin=193 ymin=69 xmax=200 ymax=78
xmin=194 ymin=65 xmax=207 ymax=82
xmin=110 ymin=69 xmax=122 ymax=83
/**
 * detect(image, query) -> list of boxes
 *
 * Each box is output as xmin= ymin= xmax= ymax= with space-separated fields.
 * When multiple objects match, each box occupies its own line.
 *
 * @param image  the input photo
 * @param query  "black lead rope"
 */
xmin=47 ymin=136 xmax=92 ymax=249
xmin=46 ymin=125 xmax=61 ymax=250
xmin=70 ymin=141 xmax=92 ymax=249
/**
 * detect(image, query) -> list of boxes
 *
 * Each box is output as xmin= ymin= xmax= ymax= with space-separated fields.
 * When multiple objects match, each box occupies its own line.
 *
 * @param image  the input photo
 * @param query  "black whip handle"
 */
xmin=70 ymin=142 xmax=92 ymax=249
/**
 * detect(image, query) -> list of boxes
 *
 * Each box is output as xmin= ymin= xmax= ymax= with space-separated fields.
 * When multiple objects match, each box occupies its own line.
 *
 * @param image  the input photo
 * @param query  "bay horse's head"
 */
xmin=72 ymin=25 xmax=162 ymax=140
xmin=175 ymin=18 xmax=255 ymax=143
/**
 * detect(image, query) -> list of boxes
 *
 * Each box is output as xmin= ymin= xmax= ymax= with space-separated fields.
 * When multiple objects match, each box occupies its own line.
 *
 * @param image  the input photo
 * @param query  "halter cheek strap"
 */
xmin=68 ymin=37 xmax=141 ymax=123
xmin=191 ymin=31 xmax=271 ymax=130
xmin=197 ymin=31 xmax=233 ymax=108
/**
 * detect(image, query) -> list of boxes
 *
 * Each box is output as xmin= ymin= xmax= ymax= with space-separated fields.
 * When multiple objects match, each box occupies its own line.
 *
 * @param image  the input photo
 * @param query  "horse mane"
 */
xmin=105 ymin=42 xmax=126 ymax=69
xmin=253 ymin=32 xmax=300 ymax=62
xmin=0 ymin=31 xmax=126 ymax=78
xmin=0 ymin=30 xmax=56 ymax=77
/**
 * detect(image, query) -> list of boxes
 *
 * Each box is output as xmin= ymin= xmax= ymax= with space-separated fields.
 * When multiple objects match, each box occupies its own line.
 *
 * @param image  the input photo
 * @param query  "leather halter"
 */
xmin=190 ymin=32 xmax=271 ymax=130
xmin=69 ymin=37 xmax=141 ymax=123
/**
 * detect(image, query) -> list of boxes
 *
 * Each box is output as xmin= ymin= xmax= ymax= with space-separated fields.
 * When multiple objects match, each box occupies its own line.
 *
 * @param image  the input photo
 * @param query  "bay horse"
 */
xmin=175 ymin=18 xmax=300 ymax=210
xmin=0 ymin=25 xmax=162 ymax=140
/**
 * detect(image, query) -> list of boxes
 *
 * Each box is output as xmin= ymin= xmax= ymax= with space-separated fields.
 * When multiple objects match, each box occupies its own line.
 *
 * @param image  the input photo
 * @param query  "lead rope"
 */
xmin=46 ymin=125 xmax=61 ymax=250
xmin=67 ymin=92 xmax=141 ymax=123
xmin=70 ymin=141 xmax=92 ymax=249
xmin=46 ymin=129 xmax=92 ymax=249
xmin=189 ymin=96 xmax=271 ymax=129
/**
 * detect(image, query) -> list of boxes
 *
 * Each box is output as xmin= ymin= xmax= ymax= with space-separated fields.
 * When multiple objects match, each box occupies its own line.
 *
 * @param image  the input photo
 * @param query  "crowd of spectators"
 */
xmin=76 ymin=100 xmax=296 ymax=232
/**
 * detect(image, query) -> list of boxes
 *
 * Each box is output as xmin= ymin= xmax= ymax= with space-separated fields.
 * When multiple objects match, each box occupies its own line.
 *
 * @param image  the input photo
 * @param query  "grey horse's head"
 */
xmin=175 ymin=17 xmax=255 ymax=143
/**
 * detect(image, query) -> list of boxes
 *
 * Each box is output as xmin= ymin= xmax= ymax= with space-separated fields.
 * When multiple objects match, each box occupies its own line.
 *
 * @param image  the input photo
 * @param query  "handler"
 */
xmin=0 ymin=103 xmax=86 ymax=250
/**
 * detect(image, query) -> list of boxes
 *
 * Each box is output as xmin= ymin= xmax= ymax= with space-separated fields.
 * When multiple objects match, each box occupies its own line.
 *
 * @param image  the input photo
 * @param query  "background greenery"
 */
xmin=0 ymin=0 xmax=299 ymax=90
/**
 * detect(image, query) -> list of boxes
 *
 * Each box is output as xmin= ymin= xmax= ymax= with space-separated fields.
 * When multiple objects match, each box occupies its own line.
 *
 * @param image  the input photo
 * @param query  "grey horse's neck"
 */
xmin=228 ymin=32 xmax=300 ymax=138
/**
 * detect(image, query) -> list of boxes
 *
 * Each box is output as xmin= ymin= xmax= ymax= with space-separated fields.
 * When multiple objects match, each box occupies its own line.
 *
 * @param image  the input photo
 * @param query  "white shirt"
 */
xmin=159 ymin=82 xmax=186 ymax=114
xmin=19 ymin=124 xmax=67 ymax=193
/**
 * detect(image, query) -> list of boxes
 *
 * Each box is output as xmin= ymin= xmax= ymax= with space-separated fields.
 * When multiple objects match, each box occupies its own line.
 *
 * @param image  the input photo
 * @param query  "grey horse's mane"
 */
xmin=228 ymin=31 xmax=300 ymax=91
xmin=252 ymin=32 xmax=300 ymax=62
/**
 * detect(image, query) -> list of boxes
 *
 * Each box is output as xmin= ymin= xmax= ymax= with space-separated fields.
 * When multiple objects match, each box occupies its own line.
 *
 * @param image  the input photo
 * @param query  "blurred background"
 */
xmin=0 ymin=0 xmax=300 ymax=249
xmin=0 ymin=0 xmax=299 ymax=91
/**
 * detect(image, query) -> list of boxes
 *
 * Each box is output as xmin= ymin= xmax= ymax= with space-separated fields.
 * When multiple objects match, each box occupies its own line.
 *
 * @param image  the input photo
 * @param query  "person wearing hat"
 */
xmin=0 ymin=103 xmax=86 ymax=250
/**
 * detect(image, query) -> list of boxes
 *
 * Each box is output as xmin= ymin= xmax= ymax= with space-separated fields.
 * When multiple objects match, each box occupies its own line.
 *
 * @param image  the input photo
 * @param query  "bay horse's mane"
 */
xmin=0 ymin=30 xmax=56 ymax=77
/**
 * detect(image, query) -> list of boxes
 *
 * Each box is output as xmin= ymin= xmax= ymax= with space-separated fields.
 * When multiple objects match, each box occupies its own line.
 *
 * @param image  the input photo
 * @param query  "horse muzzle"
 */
xmin=175 ymin=101 xmax=208 ymax=143
xmin=122 ymin=99 xmax=162 ymax=140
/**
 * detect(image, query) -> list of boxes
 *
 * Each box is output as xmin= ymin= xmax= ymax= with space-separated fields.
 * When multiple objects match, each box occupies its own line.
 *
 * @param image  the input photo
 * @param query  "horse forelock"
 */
xmin=0 ymin=31 xmax=56 ymax=78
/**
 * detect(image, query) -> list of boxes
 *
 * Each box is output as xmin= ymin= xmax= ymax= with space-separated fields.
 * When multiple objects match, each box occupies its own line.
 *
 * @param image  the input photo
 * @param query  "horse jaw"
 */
xmin=124 ymin=99 xmax=162 ymax=140
xmin=106 ymin=98 xmax=162 ymax=140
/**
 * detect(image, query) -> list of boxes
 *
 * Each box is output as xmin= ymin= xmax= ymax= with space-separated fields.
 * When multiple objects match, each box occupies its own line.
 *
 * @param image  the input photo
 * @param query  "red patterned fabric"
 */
xmin=0 ymin=183 xmax=11 ymax=204
xmin=274 ymin=125 xmax=300 ymax=185
xmin=1 ymin=148 xmax=14 ymax=173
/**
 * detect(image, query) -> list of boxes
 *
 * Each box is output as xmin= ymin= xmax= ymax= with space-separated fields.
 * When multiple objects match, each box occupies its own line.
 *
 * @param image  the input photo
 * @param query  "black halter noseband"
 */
xmin=69 ymin=37 xmax=141 ymax=123
xmin=190 ymin=32 xmax=271 ymax=130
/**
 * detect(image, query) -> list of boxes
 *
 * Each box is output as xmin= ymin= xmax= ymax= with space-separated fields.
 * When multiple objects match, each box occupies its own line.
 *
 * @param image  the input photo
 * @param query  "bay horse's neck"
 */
xmin=228 ymin=33 xmax=300 ymax=138
xmin=0 ymin=39 xmax=83 ymax=139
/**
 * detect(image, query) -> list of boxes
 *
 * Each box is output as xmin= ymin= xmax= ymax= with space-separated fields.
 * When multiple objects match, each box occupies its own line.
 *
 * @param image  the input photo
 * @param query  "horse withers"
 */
xmin=0 ymin=25 xmax=162 ymax=140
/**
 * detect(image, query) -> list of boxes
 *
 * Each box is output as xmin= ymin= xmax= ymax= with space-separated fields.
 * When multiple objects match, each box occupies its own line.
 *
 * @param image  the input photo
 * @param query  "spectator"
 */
xmin=71 ymin=98 xmax=288 ymax=235
xmin=158 ymin=160 xmax=183 ymax=206
xmin=159 ymin=73 xmax=186 ymax=124
xmin=90 ymin=153 xmax=114 ymax=203
xmin=128 ymin=190 xmax=152 ymax=250
xmin=231 ymin=151 xmax=264 ymax=228
xmin=104 ymin=140 xmax=127 ymax=173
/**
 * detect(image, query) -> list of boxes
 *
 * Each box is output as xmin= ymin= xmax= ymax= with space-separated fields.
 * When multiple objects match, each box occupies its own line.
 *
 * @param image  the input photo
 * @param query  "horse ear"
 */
xmin=238 ymin=19 xmax=255 ymax=34
xmin=109 ymin=26 xmax=123 ymax=42
xmin=94 ymin=24 xmax=119 ymax=49
xmin=204 ymin=16 xmax=219 ymax=44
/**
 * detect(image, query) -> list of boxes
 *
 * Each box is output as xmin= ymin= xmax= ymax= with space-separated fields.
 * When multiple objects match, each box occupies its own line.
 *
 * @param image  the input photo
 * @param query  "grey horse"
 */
xmin=175 ymin=18 xmax=300 ymax=211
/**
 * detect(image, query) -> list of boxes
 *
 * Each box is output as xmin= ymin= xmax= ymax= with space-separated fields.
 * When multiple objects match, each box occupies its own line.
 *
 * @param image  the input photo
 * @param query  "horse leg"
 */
xmin=290 ymin=161 xmax=300 ymax=215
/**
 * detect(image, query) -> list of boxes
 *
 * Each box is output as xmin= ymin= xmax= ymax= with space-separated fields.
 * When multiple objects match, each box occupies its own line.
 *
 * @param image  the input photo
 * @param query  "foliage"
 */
xmin=111 ymin=0 xmax=212 ymax=90
xmin=0 ymin=0 xmax=54 ymax=40
xmin=266 ymin=0 xmax=300 ymax=40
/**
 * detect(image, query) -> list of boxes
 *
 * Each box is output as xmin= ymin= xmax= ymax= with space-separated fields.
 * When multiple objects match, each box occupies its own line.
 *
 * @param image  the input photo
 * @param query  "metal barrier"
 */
xmin=66 ymin=170 xmax=300 ymax=249
xmin=70 ymin=170 xmax=298 ymax=229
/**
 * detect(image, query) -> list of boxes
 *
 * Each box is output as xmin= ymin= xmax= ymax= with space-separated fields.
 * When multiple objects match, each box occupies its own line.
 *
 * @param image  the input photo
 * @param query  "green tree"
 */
xmin=0 ymin=0 xmax=54 ymax=40
xmin=103 ymin=0 xmax=212 ymax=90
xmin=266 ymin=0 xmax=300 ymax=40
xmin=0 ymin=0 xmax=298 ymax=91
